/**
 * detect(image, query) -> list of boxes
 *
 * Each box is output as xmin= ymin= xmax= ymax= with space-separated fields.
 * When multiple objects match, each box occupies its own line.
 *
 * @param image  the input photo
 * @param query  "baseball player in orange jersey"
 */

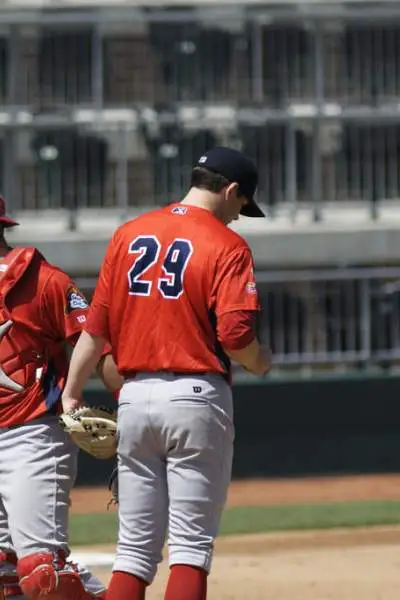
xmin=0 ymin=198 xmax=122 ymax=600
xmin=62 ymin=146 xmax=271 ymax=600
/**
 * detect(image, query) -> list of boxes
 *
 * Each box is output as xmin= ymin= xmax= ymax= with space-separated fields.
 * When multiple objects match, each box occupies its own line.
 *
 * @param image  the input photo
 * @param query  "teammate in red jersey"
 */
xmin=0 ymin=198 xmax=122 ymax=600
xmin=63 ymin=147 xmax=271 ymax=600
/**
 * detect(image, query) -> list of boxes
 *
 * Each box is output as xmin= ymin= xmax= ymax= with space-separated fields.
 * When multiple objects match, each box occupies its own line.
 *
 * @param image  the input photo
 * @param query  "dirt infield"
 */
xmin=71 ymin=473 xmax=400 ymax=514
xmin=86 ymin=528 xmax=400 ymax=599
xmin=73 ymin=475 xmax=400 ymax=599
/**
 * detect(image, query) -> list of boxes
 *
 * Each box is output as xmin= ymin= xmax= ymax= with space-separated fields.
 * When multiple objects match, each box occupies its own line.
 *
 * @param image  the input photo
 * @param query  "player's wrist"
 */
xmin=253 ymin=349 xmax=271 ymax=377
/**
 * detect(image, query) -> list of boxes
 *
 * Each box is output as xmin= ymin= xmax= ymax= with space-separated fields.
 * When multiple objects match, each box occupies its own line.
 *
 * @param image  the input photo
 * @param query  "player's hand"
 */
xmin=61 ymin=394 xmax=84 ymax=415
xmin=253 ymin=348 xmax=272 ymax=377
xmin=227 ymin=340 xmax=272 ymax=377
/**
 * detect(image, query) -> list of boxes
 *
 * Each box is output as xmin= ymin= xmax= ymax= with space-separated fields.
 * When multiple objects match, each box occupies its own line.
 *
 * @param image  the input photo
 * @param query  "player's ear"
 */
xmin=225 ymin=181 xmax=239 ymax=200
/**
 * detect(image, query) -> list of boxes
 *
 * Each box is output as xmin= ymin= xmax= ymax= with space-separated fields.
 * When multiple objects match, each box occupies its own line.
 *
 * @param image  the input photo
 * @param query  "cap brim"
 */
xmin=0 ymin=217 xmax=19 ymax=227
xmin=240 ymin=199 xmax=265 ymax=218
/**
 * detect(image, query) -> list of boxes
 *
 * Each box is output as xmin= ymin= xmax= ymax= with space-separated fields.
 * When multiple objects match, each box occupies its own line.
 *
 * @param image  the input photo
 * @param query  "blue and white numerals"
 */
xmin=158 ymin=239 xmax=193 ymax=299
xmin=128 ymin=236 xmax=193 ymax=299
xmin=128 ymin=236 xmax=160 ymax=296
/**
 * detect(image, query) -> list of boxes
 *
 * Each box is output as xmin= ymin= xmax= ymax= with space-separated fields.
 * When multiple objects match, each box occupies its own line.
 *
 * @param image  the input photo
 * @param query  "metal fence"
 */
xmin=76 ymin=266 xmax=400 ymax=370
xmin=255 ymin=268 xmax=400 ymax=368
xmin=3 ymin=5 xmax=400 ymax=223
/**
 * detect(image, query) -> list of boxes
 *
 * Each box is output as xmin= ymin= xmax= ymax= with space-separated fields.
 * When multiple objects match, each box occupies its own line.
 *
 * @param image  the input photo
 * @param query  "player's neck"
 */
xmin=180 ymin=190 xmax=223 ymax=220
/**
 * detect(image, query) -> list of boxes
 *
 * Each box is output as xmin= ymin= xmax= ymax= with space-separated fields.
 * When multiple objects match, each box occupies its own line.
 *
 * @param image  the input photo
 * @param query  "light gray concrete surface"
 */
xmin=7 ymin=204 xmax=400 ymax=274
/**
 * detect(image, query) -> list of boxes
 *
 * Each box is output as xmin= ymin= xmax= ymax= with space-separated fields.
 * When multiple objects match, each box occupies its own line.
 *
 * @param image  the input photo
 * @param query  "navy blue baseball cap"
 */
xmin=196 ymin=146 xmax=265 ymax=218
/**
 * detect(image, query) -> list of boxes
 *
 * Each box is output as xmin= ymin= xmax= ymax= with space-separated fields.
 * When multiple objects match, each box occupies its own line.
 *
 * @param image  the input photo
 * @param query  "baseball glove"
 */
xmin=59 ymin=405 xmax=117 ymax=459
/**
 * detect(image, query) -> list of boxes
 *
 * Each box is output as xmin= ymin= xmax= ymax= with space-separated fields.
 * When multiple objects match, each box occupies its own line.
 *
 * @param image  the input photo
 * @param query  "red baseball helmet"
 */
xmin=0 ymin=196 xmax=19 ymax=227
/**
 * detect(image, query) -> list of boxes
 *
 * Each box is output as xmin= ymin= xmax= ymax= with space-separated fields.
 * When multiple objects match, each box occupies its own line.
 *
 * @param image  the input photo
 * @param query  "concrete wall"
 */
xmin=8 ymin=206 xmax=400 ymax=274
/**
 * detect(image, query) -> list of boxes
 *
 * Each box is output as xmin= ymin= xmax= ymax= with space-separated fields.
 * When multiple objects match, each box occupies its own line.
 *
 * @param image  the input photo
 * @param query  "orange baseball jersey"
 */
xmin=0 ymin=247 xmax=91 ymax=427
xmin=86 ymin=203 xmax=260 ymax=378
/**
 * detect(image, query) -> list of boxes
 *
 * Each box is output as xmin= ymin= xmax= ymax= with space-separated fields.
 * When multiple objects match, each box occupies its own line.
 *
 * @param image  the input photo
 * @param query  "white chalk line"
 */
xmin=70 ymin=552 xmax=115 ymax=568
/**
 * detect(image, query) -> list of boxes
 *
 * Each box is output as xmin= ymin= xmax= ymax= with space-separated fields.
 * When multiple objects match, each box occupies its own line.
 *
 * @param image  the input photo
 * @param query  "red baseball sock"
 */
xmin=164 ymin=564 xmax=207 ymax=600
xmin=106 ymin=570 xmax=147 ymax=600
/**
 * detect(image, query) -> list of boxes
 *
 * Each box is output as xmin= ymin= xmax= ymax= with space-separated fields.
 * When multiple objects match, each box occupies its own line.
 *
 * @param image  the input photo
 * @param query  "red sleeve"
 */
xmin=212 ymin=247 xmax=260 ymax=316
xmin=85 ymin=304 xmax=110 ymax=340
xmin=85 ymin=233 xmax=116 ymax=341
xmin=41 ymin=270 xmax=90 ymax=342
xmin=218 ymin=310 xmax=257 ymax=351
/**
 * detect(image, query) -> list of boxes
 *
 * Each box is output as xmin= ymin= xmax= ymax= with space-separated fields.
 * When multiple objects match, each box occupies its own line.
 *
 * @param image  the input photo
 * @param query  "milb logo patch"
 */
xmin=246 ymin=281 xmax=257 ymax=294
xmin=66 ymin=287 xmax=89 ymax=313
xmin=171 ymin=206 xmax=188 ymax=215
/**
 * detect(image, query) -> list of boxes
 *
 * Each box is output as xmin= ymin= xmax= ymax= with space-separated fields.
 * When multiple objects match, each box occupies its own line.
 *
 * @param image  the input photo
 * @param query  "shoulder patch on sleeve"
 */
xmin=245 ymin=281 xmax=258 ymax=294
xmin=66 ymin=286 xmax=89 ymax=313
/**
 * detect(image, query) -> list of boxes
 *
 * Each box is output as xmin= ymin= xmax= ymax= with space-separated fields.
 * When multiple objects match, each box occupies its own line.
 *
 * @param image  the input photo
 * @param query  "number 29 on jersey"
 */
xmin=127 ymin=236 xmax=193 ymax=300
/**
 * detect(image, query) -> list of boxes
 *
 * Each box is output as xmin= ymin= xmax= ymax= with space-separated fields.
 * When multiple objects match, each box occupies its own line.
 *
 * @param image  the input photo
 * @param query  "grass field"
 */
xmin=69 ymin=499 xmax=400 ymax=546
xmin=71 ymin=478 xmax=400 ymax=599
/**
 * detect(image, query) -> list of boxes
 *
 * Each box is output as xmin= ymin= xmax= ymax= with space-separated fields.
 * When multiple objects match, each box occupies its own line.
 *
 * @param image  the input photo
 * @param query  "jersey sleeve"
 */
xmin=218 ymin=310 xmax=257 ymax=351
xmin=212 ymin=246 xmax=261 ymax=317
xmin=41 ymin=270 xmax=90 ymax=342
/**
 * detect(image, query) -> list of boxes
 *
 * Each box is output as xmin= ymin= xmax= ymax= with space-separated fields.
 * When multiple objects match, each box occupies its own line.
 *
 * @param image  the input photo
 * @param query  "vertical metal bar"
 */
xmin=352 ymin=126 xmax=360 ymax=201
xmin=357 ymin=28 xmax=364 ymax=104
xmin=3 ymin=130 xmax=16 ymax=211
xmin=374 ymin=26 xmax=384 ymax=102
xmin=7 ymin=26 xmax=19 ymax=109
xmin=345 ymin=281 xmax=356 ymax=353
xmin=92 ymin=22 xmax=103 ymax=109
xmin=294 ymin=27 xmax=301 ymax=99
xmin=116 ymin=125 xmax=129 ymax=222
xmin=311 ymin=26 xmax=323 ymax=222
xmin=387 ymin=27 xmax=395 ymax=100
xmin=285 ymin=122 xmax=297 ymax=222
xmin=174 ymin=25 xmax=181 ymax=102
xmin=360 ymin=278 xmax=371 ymax=362
xmin=67 ymin=133 xmax=77 ymax=231
xmin=364 ymin=126 xmax=377 ymax=220
xmin=331 ymin=282 xmax=341 ymax=358
xmin=303 ymin=283 xmax=312 ymax=358
xmin=79 ymin=135 xmax=88 ymax=209
xmin=288 ymin=286 xmax=299 ymax=357
xmin=311 ymin=119 xmax=322 ymax=222
xmin=390 ymin=282 xmax=400 ymax=353
xmin=275 ymin=286 xmax=285 ymax=359
xmin=251 ymin=20 xmax=263 ymax=103
xmin=315 ymin=25 xmax=324 ymax=104
xmin=2 ymin=31 xmax=17 ymax=208
xmin=350 ymin=27 xmax=358 ymax=103
xmin=338 ymin=123 xmax=346 ymax=202
xmin=313 ymin=280 xmax=323 ymax=357
xmin=332 ymin=122 xmax=340 ymax=203
xmin=365 ymin=28 xmax=374 ymax=104
xmin=396 ymin=27 xmax=400 ymax=101
xmin=388 ymin=125 xmax=398 ymax=199
xmin=375 ymin=126 xmax=385 ymax=215
xmin=320 ymin=280 xmax=328 ymax=360
xmin=258 ymin=284 xmax=270 ymax=350
xmin=281 ymin=27 xmax=289 ymax=101
xmin=375 ymin=282 xmax=386 ymax=355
